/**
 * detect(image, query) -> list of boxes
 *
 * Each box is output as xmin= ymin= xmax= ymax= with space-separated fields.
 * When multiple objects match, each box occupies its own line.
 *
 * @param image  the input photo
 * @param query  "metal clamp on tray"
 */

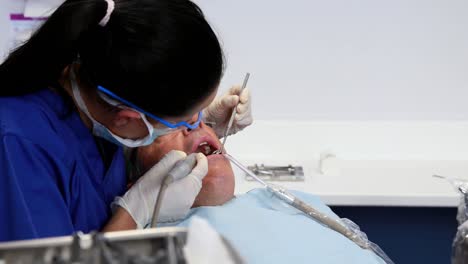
xmin=245 ymin=164 xmax=304 ymax=182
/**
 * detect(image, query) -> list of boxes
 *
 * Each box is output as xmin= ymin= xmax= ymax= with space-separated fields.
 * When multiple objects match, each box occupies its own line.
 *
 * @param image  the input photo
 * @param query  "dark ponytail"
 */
xmin=0 ymin=0 xmax=225 ymax=117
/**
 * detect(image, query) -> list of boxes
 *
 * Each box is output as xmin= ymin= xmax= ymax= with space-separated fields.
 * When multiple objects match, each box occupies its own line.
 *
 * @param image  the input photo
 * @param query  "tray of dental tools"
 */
xmin=245 ymin=164 xmax=305 ymax=182
xmin=0 ymin=227 xmax=189 ymax=264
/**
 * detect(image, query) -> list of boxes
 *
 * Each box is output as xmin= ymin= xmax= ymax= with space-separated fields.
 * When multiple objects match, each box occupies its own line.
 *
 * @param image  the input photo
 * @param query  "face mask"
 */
xmin=70 ymin=71 xmax=165 ymax=148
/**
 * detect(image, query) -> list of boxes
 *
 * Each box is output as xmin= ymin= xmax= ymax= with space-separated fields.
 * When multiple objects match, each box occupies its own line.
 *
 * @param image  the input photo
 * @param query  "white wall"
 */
xmin=1 ymin=1 xmax=468 ymax=121
xmin=0 ymin=1 xmax=466 ymax=206
xmin=194 ymin=0 xmax=468 ymax=120
xmin=0 ymin=0 xmax=26 ymax=61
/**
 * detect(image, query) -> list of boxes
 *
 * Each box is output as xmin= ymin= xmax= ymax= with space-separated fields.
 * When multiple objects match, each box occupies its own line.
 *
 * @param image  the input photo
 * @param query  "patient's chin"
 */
xmin=192 ymin=158 xmax=235 ymax=207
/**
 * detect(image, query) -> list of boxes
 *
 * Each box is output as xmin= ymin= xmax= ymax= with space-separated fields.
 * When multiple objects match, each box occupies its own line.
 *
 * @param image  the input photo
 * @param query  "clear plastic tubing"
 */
xmin=223 ymin=153 xmax=395 ymax=264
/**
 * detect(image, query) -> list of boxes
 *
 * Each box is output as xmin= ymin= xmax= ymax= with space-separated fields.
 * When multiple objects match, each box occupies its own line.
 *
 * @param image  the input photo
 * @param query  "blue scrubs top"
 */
xmin=0 ymin=89 xmax=127 ymax=242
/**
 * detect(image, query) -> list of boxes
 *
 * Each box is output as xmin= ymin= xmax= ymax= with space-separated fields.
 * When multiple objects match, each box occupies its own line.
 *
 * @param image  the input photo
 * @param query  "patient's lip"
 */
xmin=207 ymin=153 xmax=225 ymax=162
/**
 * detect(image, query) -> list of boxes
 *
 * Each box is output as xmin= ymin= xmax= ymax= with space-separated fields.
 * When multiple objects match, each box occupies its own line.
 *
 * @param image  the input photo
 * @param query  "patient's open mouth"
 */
xmin=195 ymin=141 xmax=219 ymax=156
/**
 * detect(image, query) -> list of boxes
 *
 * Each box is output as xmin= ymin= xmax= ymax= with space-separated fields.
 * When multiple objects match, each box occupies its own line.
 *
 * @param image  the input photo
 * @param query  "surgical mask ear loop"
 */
xmin=70 ymin=70 xmax=159 ymax=148
xmin=98 ymin=91 xmax=156 ymax=139
xmin=70 ymin=70 xmax=94 ymax=119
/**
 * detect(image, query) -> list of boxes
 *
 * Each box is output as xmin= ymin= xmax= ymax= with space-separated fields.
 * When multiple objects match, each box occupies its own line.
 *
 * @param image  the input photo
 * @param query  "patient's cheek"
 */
xmin=136 ymin=133 xmax=187 ymax=172
xmin=137 ymin=145 xmax=164 ymax=172
xmin=192 ymin=161 xmax=235 ymax=207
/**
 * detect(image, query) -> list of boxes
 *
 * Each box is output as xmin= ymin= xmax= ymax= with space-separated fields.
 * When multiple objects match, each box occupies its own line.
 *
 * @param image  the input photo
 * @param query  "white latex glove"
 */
xmin=112 ymin=150 xmax=208 ymax=228
xmin=203 ymin=85 xmax=253 ymax=138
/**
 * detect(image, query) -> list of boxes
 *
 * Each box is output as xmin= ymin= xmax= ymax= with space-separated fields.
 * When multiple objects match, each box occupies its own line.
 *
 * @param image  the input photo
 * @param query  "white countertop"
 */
xmin=228 ymin=121 xmax=468 ymax=207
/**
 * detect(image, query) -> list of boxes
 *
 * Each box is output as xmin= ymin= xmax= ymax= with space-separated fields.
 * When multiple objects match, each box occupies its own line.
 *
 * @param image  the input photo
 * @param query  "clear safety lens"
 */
xmin=152 ymin=112 xmax=203 ymax=135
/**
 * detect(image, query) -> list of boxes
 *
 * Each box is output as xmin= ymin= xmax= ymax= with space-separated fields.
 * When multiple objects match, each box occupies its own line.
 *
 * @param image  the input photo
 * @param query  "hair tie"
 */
xmin=99 ymin=0 xmax=115 ymax=27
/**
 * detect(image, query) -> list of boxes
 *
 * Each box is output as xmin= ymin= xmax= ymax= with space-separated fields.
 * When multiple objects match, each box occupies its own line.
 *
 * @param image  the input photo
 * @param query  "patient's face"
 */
xmin=137 ymin=122 xmax=235 ymax=207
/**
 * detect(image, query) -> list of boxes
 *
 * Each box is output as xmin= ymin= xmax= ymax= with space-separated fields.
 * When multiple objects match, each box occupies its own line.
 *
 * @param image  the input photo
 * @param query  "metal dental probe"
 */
xmin=223 ymin=153 xmax=268 ymax=187
xmin=213 ymin=73 xmax=250 ymax=155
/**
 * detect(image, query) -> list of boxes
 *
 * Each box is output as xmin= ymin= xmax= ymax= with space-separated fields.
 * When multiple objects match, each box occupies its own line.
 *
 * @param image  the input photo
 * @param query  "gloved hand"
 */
xmin=203 ymin=85 xmax=253 ymax=138
xmin=112 ymin=150 xmax=208 ymax=228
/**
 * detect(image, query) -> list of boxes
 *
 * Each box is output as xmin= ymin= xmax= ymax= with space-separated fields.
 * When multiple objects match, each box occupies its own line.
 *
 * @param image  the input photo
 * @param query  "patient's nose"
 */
xmin=183 ymin=125 xmax=202 ymax=136
xmin=182 ymin=115 xmax=205 ymax=136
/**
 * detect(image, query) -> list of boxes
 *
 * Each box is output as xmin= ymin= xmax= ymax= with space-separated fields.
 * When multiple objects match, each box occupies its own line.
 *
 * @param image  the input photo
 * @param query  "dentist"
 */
xmin=0 ymin=0 xmax=252 ymax=241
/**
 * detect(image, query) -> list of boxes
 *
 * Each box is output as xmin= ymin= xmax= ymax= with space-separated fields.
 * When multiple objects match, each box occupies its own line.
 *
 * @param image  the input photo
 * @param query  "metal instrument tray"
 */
xmin=245 ymin=164 xmax=305 ymax=182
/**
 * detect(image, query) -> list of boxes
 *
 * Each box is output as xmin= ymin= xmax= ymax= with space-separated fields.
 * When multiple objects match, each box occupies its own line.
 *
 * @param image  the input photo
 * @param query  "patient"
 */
xmin=136 ymin=122 xmax=387 ymax=264
xmin=136 ymin=121 xmax=235 ymax=208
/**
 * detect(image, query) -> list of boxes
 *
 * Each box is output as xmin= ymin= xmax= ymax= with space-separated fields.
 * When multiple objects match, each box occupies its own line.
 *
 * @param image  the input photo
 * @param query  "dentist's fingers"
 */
xmin=239 ymin=88 xmax=250 ymax=104
xmin=228 ymin=85 xmax=243 ymax=96
xmin=235 ymin=108 xmax=253 ymax=127
xmin=145 ymin=150 xmax=187 ymax=182
xmin=236 ymin=102 xmax=249 ymax=115
xmin=190 ymin=153 xmax=209 ymax=181
xmin=221 ymin=94 xmax=239 ymax=109
xmin=156 ymin=153 xmax=208 ymax=223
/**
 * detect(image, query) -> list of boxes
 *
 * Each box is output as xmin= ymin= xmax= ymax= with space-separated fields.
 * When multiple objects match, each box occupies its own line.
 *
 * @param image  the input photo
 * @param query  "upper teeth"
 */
xmin=198 ymin=142 xmax=215 ymax=155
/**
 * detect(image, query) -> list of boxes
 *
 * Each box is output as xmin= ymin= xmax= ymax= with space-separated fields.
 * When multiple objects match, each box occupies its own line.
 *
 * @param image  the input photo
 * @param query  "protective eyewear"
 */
xmin=97 ymin=86 xmax=203 ymax=130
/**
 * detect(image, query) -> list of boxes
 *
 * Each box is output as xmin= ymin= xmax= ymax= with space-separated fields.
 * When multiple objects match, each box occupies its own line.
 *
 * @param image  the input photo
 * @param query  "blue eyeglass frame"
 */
xmin=97 ymin=86 xmax=203 ymax=130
